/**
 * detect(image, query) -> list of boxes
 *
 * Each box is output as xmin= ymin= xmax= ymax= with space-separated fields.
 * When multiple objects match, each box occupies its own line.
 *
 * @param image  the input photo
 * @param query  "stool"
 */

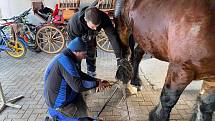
xmin=0 ymin=82 xmax=24 ymax=112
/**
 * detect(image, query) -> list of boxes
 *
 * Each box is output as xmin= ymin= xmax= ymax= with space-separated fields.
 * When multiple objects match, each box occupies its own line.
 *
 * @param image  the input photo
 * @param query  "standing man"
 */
xmin=44 ymin=37 xmax=111 ymax=121
xmin=67 ymin=3 xmax=123 ymax=77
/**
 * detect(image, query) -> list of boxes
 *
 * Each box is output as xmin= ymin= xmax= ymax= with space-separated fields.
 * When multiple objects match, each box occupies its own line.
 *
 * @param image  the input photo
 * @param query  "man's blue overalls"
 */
xmin=45 ymin=57 xmax=97 ymax=121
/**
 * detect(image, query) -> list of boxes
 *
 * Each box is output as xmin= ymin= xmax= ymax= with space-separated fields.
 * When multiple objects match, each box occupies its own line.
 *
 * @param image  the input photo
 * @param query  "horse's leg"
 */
xmin=190 ymin=79 xmax=215 ymax=121
xmin=128 ymin=34 xmax=135 ymax=61
xmin=149 ymin=63 xmax=195 ymax=121
xmin=130 ymin=44 xmax=144 ymax=91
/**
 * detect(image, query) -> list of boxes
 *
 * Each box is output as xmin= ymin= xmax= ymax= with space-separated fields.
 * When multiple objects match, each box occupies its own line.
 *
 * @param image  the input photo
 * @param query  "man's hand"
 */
xmin=96 ymin=80 xmax=111 ymax=92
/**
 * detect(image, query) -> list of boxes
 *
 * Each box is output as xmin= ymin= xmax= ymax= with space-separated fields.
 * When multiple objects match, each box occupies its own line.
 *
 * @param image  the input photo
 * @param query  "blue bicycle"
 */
xmin=0 ymin=23 xmax=27 ymax=58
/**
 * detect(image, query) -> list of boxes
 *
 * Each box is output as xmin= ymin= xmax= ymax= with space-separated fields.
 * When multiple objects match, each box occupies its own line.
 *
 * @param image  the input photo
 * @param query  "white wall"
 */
xmin=0 ymin=8 xmax=2 ymax=18
xmin=0 ymin=0 xmax=95 ymax=24
xmin=0 ymin=0 xmax=57 ymax=24
xmin=0 ymin=0 xmax=32 ymax=18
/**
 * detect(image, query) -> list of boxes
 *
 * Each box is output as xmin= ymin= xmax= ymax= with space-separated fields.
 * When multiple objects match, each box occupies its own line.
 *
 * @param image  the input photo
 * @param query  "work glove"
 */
xmin=115 ymin=58 xmax=133 ymax=84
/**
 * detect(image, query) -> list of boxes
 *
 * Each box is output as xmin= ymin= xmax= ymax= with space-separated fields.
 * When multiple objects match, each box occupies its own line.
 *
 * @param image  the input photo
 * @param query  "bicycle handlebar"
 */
xmin=1 ymin=8 xmax=31 ymax=22
xmin=1 ymin=16 xmax=17 ymax=22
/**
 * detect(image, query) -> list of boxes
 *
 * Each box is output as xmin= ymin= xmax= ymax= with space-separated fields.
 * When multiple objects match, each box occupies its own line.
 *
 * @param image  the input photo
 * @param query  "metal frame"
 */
xmin=0 ymin=82 xmax=24 ymax=112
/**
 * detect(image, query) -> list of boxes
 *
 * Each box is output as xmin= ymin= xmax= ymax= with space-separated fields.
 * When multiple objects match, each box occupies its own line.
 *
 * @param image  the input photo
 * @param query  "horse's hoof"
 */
xmin=136 ymin=86 xmax=143 ymax=91
xmin=125 ymin=84 xmax=137 ymax=96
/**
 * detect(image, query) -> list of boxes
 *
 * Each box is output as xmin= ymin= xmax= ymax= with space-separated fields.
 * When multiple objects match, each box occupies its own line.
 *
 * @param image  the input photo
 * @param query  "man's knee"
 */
xmin=56 ymin=104 xmax=78 ymax=118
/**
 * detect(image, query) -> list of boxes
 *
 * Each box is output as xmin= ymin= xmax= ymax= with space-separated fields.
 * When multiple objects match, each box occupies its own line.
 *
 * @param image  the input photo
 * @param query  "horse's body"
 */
xmin=114 ymin=0 xmax=215 ymax=120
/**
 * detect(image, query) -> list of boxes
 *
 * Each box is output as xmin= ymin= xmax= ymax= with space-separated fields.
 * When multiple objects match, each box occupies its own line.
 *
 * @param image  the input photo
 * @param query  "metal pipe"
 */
xmin=96 ymin=87 xmax=119 ymax=117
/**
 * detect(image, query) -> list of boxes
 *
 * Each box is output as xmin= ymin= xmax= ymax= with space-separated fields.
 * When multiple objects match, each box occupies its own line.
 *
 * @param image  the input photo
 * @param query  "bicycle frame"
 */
xmin=4 ymin=9 xmax=41 ymax=51
xmin=0 ymin=26 xmax=27 ymax=49
xmin=0 ymin=26 xmax=13 ymax=51
xmin=0 ymin=24 xmax=27 ymax=59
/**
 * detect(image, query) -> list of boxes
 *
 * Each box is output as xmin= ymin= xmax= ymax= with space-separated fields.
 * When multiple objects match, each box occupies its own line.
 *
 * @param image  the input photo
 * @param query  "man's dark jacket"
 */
xmin=67 ymin=7 xmax=122 ymax=58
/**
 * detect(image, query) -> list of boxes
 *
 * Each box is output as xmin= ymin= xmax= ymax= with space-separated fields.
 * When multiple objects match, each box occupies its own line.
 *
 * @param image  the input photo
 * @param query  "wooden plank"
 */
xmin=58 ymin=0 xmax=80 ymax=10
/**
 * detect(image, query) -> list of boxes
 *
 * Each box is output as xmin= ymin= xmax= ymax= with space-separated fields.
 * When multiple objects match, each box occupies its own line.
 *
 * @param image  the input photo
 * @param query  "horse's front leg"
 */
xmin=190 ymin=80 xmax=215 ymax=121
xmin=149 ymin=63 xmax=195 ymax=121
xmin=130 ymin=44 xmax=144 ymax=91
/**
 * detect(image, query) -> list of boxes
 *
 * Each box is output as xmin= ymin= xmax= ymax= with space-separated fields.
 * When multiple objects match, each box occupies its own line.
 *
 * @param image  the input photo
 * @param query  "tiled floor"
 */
xmin=0 ymin=49 xmax=214 ymax=121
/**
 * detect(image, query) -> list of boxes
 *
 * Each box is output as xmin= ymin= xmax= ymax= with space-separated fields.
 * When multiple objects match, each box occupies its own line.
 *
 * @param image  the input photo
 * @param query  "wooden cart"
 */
xmin=32 ymin=0 xmax=80 ymax=54
xmin=59 ymin=0 xmax=80 ymax=20
xmin=96 ymin=0 xmax=115 ymax=52
xmin=32 ymin=0 xmax=115 ymax=54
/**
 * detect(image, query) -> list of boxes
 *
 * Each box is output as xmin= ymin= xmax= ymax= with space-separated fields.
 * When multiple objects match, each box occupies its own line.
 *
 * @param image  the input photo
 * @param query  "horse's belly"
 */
xmin=132 ymin=15 xmax=215 ymax=78
xmin=128 ymin=0 xmax=215 ymax=77
xmin=132 ymin=19 xmax=169 ymax=61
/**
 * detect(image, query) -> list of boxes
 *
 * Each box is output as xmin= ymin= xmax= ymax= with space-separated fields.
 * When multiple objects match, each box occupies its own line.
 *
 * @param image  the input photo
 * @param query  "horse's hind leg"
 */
xmin=190 ymin=80 xmax=215 ymax=121
xmin=130 ymin=44 xmax=144 ymax=91
xmin=149 ymin=63 xmax=195 ymax=121
xmin=128 ymin=34 xmax=135 ymax=62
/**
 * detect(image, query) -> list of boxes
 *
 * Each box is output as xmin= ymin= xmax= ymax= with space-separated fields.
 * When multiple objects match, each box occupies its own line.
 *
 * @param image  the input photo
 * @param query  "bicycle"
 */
xmin=0 ymin=23 xmax=27 ymax=58
xmin=2 ymin=9 xmax=42 ymax=52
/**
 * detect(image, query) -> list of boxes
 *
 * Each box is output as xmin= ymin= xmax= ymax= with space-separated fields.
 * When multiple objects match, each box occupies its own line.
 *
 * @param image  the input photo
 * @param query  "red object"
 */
xmin=52 ymin=4 xmax=64 ymax=24
xmin=23 ymin=35 xmax=28 ymax=43
xmin=54 ymin=15 xmax=61 ymax=22
xmin=52 ymin=4 xmax=59 ymax=17
xmin=2 ymin=22 xmax=13 ymax=26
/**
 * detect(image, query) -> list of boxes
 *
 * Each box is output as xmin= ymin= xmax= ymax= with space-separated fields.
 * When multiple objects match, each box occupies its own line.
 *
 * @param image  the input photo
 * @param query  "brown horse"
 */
xmin=114 ymin=0 xmax=215 ymax=121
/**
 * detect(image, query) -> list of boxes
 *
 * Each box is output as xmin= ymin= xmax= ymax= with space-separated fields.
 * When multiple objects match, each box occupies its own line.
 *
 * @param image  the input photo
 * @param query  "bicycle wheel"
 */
xmin=36 ymin=25 xmax=65 ymax=54
xmin=6 ymin=38 xmax=27 ymax=58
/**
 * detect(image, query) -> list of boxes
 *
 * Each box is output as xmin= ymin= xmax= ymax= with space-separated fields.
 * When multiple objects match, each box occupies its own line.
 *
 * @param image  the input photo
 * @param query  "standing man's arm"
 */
xmin=101 ymin=13 xmax=133 ymax=83
xmin=101 ymin=14 xmax=122 ymax=59
xmin=67 ymin=12 xmax=83 ymax=40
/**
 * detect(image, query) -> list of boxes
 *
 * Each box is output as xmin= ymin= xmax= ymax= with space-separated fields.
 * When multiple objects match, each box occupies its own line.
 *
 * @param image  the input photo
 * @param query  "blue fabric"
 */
xmin=68 ymin=37 xmax=86 ymax=52
xmin=54 ymin=79 xmax=67 ymax=108
xmin=56 ymin=55 xmax=80 ymax=107
xmin=82 ymin=81 xmax=97 ymax=89
xmin=58 ymin=54 xmax=80 ymax=77
xmin=44 ymin=54 xmax=80 ymax=108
